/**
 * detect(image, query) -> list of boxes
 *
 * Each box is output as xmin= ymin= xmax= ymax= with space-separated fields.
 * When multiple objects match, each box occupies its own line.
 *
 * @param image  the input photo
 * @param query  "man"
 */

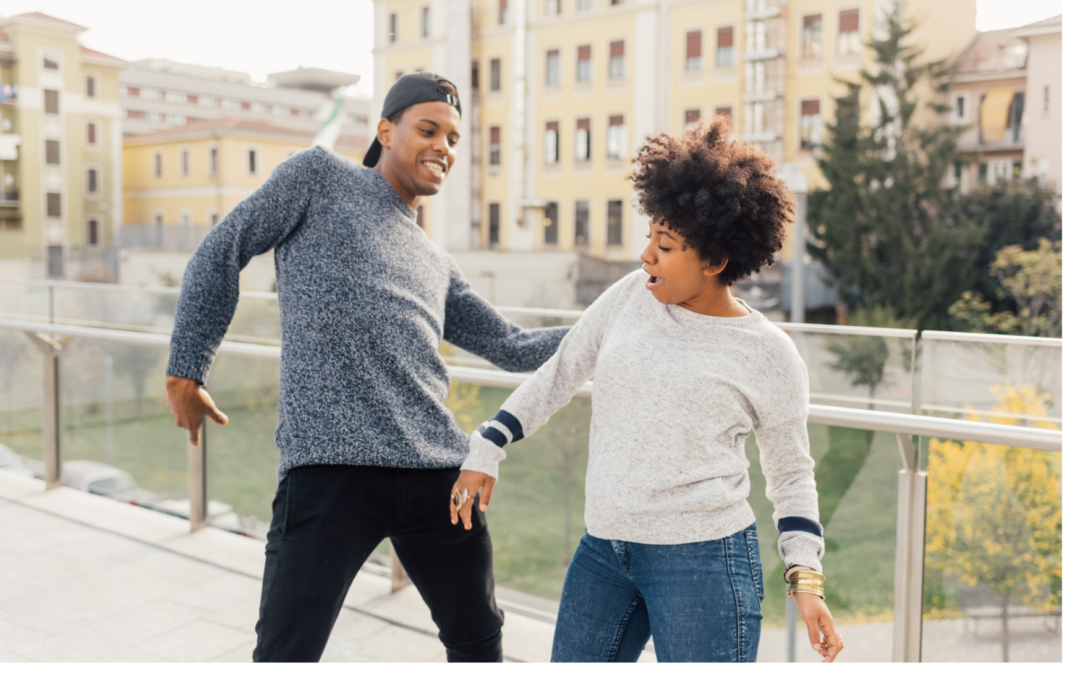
xmin=164 ymin=72 xmax=568 ymax=662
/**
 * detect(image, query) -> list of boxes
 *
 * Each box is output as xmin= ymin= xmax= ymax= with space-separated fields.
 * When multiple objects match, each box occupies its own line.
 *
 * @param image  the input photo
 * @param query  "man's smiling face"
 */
xmin=378 ymin=101 xmax=461 ymax=205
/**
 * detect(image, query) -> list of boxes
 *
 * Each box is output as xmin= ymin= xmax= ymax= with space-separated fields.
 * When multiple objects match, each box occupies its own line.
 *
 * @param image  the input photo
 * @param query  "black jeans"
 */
xmin=252 ymin=465 xmax=504 ymax=662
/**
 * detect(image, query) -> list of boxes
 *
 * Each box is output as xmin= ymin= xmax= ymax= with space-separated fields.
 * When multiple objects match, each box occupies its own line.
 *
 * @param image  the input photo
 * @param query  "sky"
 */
xmin=0 ymin=0 xmax=1063 ymax=99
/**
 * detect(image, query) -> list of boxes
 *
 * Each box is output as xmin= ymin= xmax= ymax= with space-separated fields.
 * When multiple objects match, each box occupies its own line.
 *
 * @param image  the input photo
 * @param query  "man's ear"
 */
xmin=377 ymin=118 xmax=394 ymax=148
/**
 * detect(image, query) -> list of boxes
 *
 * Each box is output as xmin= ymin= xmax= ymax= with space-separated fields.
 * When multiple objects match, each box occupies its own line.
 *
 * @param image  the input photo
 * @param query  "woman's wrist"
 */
xmin=785 ymin=567 xmax=826 ymax=599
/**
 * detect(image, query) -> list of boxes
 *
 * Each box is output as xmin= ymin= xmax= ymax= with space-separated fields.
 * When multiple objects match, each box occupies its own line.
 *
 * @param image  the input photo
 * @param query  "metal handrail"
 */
xmin=0 ymin=317 xmax=1061 ymax=451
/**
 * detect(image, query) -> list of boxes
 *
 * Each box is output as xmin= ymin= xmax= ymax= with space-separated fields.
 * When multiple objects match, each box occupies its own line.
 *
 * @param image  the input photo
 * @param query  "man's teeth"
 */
xmin=423 ymin=162 xmax=444 ymax=174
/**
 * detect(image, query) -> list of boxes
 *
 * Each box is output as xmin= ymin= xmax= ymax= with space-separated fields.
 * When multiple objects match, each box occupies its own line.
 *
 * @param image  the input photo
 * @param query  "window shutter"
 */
xmin=686 ymin=31 xmax=702 ymax=58
xmin=839 ymin=10 xmax=859 ymax=32
xmin=717 ymin=27 xmax=733 ymax=48
xmin=801 ymin=100 xmax=820 ymax=116
xmin=610 ymin=41 xmax=624 ymax=57
xmin=577 ymin=118 xmax=590 ymax=130
xmin=609 ymin=115 xmax=624 ymax=126
xmin=490 ymin=126 xmax=501 ymax=144
xmin=578 ymin=45 xmax=591 ymax=61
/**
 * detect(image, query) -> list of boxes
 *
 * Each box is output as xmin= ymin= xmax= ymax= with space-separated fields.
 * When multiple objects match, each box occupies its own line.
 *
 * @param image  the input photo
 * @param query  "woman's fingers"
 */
xmin=818 ymin=616 xmax=843 ymax=662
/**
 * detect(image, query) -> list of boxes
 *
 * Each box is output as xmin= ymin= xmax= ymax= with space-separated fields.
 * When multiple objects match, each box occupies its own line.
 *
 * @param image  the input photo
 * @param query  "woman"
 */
xmin=450 ymin=115 xmax=843 ymax=663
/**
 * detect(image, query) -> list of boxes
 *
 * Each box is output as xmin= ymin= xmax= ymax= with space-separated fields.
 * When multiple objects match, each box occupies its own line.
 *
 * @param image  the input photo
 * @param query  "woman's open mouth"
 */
xmin=646 ymin=275 xmax=663 ymax=290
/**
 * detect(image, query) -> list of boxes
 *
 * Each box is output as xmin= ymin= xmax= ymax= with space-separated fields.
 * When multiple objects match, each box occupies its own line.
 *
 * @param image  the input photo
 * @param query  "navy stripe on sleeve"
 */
xmin=480 ymin=425 xmax=509 ymax=448
xmin=778 ymin=516 xmax=823 ymax=538
xmin=493 ymin=410 xmax=524 ymax=442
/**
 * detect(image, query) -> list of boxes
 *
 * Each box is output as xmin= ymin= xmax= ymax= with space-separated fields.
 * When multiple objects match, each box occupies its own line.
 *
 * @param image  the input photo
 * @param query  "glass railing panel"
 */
xmin=922 ymin=429 xmax=1062 ymax=662
xmin=201 ymin=351 xmax=281 ymax=538
xmin=58 ymin=339 xmax=188 ymax=508
xmin=0 ymin=280 xmax=50 ymax=322
xmin=920 ymin=335 xmax=1062 ymax=428
xmin=745 ymin=424 xmax=901 ymax=660
xmin=0 ymin=328 xmax=44 ymax=478
xmin=787 ymin=329 xmax=917 ymax=414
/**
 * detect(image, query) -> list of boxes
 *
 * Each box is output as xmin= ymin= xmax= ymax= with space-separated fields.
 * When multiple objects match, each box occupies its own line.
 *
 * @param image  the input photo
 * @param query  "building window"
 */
xmin=716 ymin=27 xmax=735 ymax=67
xmin=609 ymin=41 xmax=625 ymax=79
xmin=606 ymin=115 xmax=627 ymax=159
xmin=47 ymin=246 xmax=63 ymax=278
xmin=545 ymin=0 xmax=561 ymax=17
xmin=489 ymin=202 xmax=500 ymax=246
xmin=802 ymin=14 xmax=824 ymax=59
xmin=209 ymin=146 xmax=219 ymax=176
xmin=686 ymin=31 xmax=703 ymax=71
xmin=544 ymin=202 xmax=559 ymax=245
xmin=86 ymin=167 xmax=99 ymax=195
xmin=499 ymin=0 xmax=508 ymax=25
xmin=837 ymin=10 xmax=861 ymax=56
xmin=246 ymin=148 xmax=260 ymax=175
xmin=86 ymin=217 xmax=101 ymax=247
xmin=574 ymin=200 xmax=589 ymax=245
xmin=153 ymin=151 xmax=163 ymax=178
xmin=606 ymin=199 xmax=623 ymax=246
xmin=490 ymin=58 xmax=502 ymax=92
xmin=800 ymin=99 xmax=823 ymax=149
xmin=389 ymin=13 xmax=397 ymax=43
xmin=577 ymin=45 xmax=593 ymax=83
xmin=578 ymin=0 xmax=593 ymax=10
xmin=1044 ymin=85 xmax=1051 ymax=114
xmin=716 ymin=106 xmax=732 ymax=122
xmin=45 ymin=140 xmax=61 ymax=165
xmin=86 ymin=122 xmax=97 ymax=146
xmin=544 ymin=121 xmax=560 ymax=164
xmin=44 ymin=89 xmax=60 ymax=115
xmin=684 ymin=109 xmax=701 ymax=130
xmin=166 ymin=90 xmax=186 ymax=104
xmin=153 ymin=211 xmax=164 ymax=229
xmin=489 ymin=126 xmax=501 ymax=166
xmin=85 ymin=75 xmax=97 ymax=98
xmin=208 ymin=209 xmax=220 ymax=226
xmin=575 ymin=119 xmax=591 ymax=162
xmin=43 ymin=54 xmax=59 ymax=70
xmin=422 ymin=7 xmax=430 ymax=38
xmin=46 ymin=192 xmax=62 ymax=218
xmin=180 ymin=148 xmax=190 ymax=177
xmin=546 ymin=50 xmax=561 ymax=86
xmin=953 ymin=93 xmax=967 ymax=123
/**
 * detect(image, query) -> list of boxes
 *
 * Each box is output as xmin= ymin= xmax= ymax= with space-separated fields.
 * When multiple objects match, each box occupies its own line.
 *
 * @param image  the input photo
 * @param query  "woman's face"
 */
xmin=640 ymin=218 xmax=724 ymax=305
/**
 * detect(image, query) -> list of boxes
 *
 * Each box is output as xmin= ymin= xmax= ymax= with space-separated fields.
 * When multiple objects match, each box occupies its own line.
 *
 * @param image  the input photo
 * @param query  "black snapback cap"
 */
xmin=363 ymin=72 xmax=462 ymax=168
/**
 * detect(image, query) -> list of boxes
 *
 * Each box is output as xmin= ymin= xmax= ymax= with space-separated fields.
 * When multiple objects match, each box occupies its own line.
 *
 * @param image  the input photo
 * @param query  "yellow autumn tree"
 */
xmin=439 ymin=342 xmax=483 ymax=431
xmin=925 ymin=383 xmax=1061 ymax=661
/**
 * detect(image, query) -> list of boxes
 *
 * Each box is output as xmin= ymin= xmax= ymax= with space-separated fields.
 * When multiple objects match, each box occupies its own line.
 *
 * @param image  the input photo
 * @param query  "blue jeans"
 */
xmin=552 ymin=525 xmax=765 ymax=662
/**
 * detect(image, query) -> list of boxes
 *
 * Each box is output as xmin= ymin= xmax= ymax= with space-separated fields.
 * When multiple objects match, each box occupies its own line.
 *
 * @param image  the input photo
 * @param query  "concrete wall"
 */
xmin=1022 ymin=31 xmax=1061 ymax=189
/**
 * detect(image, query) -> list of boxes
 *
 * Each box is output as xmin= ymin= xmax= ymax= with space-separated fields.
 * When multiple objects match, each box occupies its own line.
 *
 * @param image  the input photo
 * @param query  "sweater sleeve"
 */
xmin=166 ymin=147 xmax=329 ymax=385
xmin=753 ymin=341 xmax=825 ymax=573
xmin=459 ymin=271 xmax=637 ymax=479
xmin=442 ymin=260 xmax=569 ymax=372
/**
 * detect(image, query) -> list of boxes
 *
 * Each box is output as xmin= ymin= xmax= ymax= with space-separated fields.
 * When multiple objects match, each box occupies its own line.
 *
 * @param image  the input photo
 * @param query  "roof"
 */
xmin=128 ymin=117 xmax=317 ymax=143
xmin=80 ymin=44 xmax=129 ymax=68
xmin=954 ymin=29 xmax=1028 ymax=75
xmin=0 ymin=11 xmax=87 ymax=32
xmin=1020 ymin=14 xmax=1061 ymax=29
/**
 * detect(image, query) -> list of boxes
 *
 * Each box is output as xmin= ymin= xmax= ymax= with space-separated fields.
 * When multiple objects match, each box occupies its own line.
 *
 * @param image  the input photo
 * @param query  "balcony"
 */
xmin=0 ymin=279 xmax=1063 ymax=662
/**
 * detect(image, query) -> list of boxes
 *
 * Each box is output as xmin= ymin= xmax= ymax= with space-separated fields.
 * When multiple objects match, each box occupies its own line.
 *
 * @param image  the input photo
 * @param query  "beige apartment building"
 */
xmin=946 ymin=14 xmax=1061 ymax=193
xmin=371 ymin=0 xmax=976 ymax=264
xmin=0 ymin=12 xmax=127 ymax=280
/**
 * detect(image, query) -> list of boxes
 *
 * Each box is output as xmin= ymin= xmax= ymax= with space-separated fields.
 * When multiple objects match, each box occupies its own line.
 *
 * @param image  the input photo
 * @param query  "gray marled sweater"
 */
xmin=167 ymin=146 xmax=568 ymax=480
xmin=462 ymin=270 xmax=825 ymax=571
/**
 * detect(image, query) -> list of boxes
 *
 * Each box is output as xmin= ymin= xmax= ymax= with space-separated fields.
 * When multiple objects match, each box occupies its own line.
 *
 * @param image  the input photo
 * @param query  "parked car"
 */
xmin=0 ymin=444 xmax=34 ymax=478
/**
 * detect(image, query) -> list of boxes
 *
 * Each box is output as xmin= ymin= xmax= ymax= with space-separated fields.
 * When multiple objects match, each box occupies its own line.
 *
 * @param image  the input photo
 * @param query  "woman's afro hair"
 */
xmin=628 ymin=114 xmax=796 ymax=285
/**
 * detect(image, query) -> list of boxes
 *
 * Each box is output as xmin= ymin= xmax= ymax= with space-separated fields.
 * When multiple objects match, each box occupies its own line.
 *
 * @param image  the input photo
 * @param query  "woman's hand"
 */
xmin=449 ymin=469 xmax=496 ymax=530
xmin=792 ymin=592 xmax=843 ymax=662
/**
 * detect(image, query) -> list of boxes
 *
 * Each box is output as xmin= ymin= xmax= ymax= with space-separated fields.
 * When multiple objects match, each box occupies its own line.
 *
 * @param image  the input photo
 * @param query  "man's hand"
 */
xmin=165 ymin=375 xmax=228 ymax=445
xmin=449 ymin=469 xmax=496 ymax=530
xmin=792 ymin=592 xmax=844 ymax=662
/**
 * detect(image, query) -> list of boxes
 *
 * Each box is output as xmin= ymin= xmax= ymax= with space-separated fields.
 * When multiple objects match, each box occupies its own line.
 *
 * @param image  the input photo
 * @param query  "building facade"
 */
xmin=122 ymin=118 xmax=367 ymax=255
xmin=945 ymin=14 xmax=1060 ymax=193
xmin=0 ymin=12 xmax=127 ymax=280
xmin=371 ymin=0 xmax=977 ymax=264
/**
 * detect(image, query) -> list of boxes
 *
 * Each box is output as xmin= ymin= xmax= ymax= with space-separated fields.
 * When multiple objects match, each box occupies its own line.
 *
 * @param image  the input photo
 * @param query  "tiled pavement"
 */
xmin=0 ymin=472 xmax=1061 ymax=663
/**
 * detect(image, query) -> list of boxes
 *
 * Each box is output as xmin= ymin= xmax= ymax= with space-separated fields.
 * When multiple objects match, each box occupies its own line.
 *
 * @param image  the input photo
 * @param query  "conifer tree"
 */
xmin=807 ymin=6 xmax=982 ymax=329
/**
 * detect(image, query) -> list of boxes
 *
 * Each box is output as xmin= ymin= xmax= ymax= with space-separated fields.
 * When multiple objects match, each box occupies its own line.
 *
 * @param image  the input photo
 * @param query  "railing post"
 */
xmin=785 ymin=594 xmax=797 ymax=661
xmin=893 ymin=432 xmax=927 ymax=662
xmin=187 ymin=419 xmax=209 ymax=531
xmin=26 ymin=331 xmax=64 ymax=489
xmin=389 ymin=543 xmax=412 ymax=592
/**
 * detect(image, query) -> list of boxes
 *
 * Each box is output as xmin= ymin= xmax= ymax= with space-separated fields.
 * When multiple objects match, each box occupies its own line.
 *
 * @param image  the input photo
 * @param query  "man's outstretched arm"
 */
xmin=442 ymin=264 xmax=569 ymax=372
xmin=165 ymin=147 xmax=329 ymax=443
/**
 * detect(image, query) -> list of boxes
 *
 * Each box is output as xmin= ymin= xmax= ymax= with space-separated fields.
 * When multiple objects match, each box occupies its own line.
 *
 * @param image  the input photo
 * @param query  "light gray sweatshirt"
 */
xmin=462 ymin=269 xmax=825 ymax=572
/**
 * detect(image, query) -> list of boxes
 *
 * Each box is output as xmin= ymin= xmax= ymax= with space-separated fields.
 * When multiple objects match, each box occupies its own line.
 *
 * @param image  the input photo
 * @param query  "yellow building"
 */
xmin=123 ymin=118 xmax=366 ymax=250
xmin=0 ymin=12 xmax=127 ymax=280
xmin=372 ymin=0 xmax=976 ymax=262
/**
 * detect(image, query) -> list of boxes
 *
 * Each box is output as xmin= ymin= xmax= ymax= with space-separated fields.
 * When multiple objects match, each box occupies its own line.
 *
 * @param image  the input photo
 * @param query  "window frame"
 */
xmin=86 ymin=164 xmax=102 ymax=197
xmin=45 ymin=139 xmax=62 ymax=166
xmin=85 ymin=119 xmax=100 ymax=149
xmin=836 ymin=8 xmax=861 ymax=56
xmin=43 ymin=89 xmax=61 ymax=115
xmin=85 ymin=72 xmax=100 ymax=99
xmin=715 ymin=26 xmax=735 ymax=68
xmin=574 ymin=199 xmax=590 ymax=245
xmin=544 ymin=121 xmax=560 ymax=165
xmin=489 ymin=126 xmax=502 ymax=166
xmin=546 ymin=49 xmax=562 ymax=87
xmin=685 ymin=30 xmax=703 ymax=71
xmin=799 ymin=98 xmax=824 ymax=150
xmin=488 ymin=202 xmax=501 ymax=246
xmin=153 ymin=150 xmax=164 ymax=179
xmin=179 ymin=146 xmax=192 ymax=177
xmin=244 ymin=145 xmax=261 ymax=177
xmin=606 ymin=199 xmax=623 ymax=247
xmin=576 ymin=45 xmax=593 ymax=83
xmin=608 ymin=40 xmax=626 ymax=80
xmin=544 ymin=201 xmax=559 ymax=245
xmin=490 ymin=58 xmax=502 ymax=92
xmin=801 ymin=13 xmax=824 ymax=60
xmin=85 ymin=215 xmax=102 ymax=248
xmin=574 ymin=118 xmax=591 ymax=163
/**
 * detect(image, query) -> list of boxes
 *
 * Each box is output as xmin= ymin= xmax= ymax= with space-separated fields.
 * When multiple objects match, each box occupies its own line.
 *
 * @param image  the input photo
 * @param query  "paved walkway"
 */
xmin=0 ymin=472 xmax=1061 ymax=663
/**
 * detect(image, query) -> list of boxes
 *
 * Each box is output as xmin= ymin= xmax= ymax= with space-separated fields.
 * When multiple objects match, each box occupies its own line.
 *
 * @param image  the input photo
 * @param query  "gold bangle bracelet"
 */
xmin=787 ymin=585 xmax=825 ymax=599
xmin=787 ymin=570 xmax=826 ymax=583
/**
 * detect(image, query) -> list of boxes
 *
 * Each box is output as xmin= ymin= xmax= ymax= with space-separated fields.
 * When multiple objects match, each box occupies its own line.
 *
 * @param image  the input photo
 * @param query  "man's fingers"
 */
xmin=479 ymin=477 xmax=495 ymax=512
xmin=461 ymin=496 xmax=475 ymax=530
xmin=188 ymin=424 xmax=201 ymax=446
xmin=206 ymin=405 xmax=229 ymax=426
xmin=449 ymin=492 xmax=459 ymax=525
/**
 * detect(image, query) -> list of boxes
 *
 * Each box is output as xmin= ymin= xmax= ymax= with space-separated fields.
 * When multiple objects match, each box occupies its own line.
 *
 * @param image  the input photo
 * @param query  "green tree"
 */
xmin=948 ymin=179 xmax=1061 ymax=317
xmin=948 ymin=238 xmax=1062 ymax=337
xmin=807 ymin=6 xmax=982 ymax=329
